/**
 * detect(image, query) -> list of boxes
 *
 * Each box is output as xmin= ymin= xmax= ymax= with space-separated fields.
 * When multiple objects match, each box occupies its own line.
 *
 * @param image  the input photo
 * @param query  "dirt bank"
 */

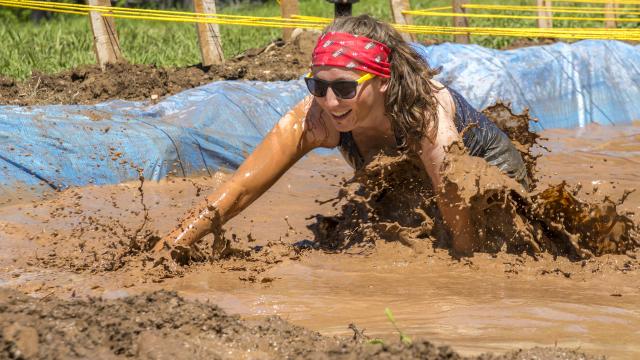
xmin=0 ymin=34 xmax=560 ymax=107
xmin=0 ymin=31 xmax=318 ymax=106
xmin=0 ymin=288 xmax=603 ymax=360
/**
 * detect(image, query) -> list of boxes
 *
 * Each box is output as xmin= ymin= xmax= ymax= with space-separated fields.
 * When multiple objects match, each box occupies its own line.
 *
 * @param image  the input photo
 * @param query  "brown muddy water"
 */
xmin=1 ymin=123 xmax=639 ymax=359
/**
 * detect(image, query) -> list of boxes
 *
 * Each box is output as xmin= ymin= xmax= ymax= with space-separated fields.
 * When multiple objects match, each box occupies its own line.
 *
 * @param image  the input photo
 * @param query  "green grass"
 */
xmin=1 ymin=0 xmax=638 ymax=79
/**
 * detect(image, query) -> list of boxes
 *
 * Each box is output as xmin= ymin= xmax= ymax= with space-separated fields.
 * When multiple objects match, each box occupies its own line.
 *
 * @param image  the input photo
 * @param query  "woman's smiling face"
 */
xmin=311 ymin=66 xmax=388 ymax=133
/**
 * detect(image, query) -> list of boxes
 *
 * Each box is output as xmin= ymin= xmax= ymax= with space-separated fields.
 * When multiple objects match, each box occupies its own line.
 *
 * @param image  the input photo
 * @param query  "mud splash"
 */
xmin=309 ymin=152 xmax=442 ymax=252
xmin=482 ymin=102 xmax=543 ymax=187
xmin=310 ymin=106 xmax=637 ymax=259
xmin=441 ymin=142 xmax=638 ymax=257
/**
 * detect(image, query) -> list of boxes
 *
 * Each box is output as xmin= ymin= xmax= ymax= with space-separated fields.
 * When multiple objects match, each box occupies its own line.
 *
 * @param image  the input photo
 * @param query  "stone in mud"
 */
xmin=2 ymin=323 xmax=39 ymax=359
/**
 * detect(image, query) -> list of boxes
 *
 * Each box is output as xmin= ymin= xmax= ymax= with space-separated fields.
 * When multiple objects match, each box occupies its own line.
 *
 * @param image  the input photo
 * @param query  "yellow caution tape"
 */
xmin=421 ymin=6 xmax=453 ymax=12
xmin=0 ymin=0 xmax=324 ymax=22
xmin=553 ymin=0 xmax=640 ymax=5
xmin=1 ymin=0 xmax=640 ymax=41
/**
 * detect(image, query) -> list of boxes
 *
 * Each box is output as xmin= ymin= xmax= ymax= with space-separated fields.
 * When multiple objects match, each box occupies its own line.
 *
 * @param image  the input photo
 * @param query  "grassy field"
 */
xmin=1 ymin=0 xmax=638 ymax=79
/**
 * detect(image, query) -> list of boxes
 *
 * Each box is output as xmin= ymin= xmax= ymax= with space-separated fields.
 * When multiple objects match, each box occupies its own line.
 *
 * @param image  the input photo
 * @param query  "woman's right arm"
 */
xmin=154 ymin=96 xmax=333 ymax=252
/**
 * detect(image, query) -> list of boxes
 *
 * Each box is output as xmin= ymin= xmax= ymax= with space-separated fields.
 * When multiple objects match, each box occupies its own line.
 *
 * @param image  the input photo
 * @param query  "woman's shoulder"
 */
xmin=428 ymin=80 xmax=455 ymax=115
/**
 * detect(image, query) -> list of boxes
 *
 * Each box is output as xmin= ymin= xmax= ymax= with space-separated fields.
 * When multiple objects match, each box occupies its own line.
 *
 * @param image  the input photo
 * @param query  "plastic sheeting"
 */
xmin=0 ymin=81 xmax=307 ymax=197
xmin=414 ymin=40 xmax=640 ymax=130
xmin=1 ymin=40 xmax=639 ymax=194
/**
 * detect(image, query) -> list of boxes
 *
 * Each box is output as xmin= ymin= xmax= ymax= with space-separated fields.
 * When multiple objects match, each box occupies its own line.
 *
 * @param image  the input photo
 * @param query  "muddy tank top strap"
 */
xmin=338 ymin=131 xmax=365 ymax=170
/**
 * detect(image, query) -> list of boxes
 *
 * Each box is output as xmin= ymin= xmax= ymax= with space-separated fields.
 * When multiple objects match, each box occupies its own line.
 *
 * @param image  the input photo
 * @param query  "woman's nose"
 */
xmin=324 ymin=87 xmax=341 ymax=108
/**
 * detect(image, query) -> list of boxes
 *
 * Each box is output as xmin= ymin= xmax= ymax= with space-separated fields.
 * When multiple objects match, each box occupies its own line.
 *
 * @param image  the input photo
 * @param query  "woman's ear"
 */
xmin=379 ymin=78 xmax=391 ymax=93
xmin=379 ymin=78 xmax=390 ymax=93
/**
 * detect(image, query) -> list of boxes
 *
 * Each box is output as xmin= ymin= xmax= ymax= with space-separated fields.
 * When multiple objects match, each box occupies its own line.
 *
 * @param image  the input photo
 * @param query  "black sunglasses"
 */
xmin=304 ymin=73 xmax=374 ymax=100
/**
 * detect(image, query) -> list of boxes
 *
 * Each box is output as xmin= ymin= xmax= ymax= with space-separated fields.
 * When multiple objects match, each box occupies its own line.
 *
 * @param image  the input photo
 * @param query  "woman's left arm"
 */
xmin=418 ymin=89 xmax=475 ymax=257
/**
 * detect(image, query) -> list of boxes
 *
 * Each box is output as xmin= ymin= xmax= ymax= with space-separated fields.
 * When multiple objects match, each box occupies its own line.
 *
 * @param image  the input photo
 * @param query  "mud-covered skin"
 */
xmin=0 ymin=288 xmax=604 ymax=360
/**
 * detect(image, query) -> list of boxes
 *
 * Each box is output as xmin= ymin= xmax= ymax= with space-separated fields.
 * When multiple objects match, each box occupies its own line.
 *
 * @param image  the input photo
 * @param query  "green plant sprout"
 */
xmin=366 ymin=307 xmax=412 ymax=346
xmin=387 ymin=307 xmax=413 ymax=345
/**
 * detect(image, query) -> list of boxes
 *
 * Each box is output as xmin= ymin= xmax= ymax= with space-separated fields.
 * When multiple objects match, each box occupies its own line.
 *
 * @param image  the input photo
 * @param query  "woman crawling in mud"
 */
xmin=154 ymin=15 xmax=531 ymax=259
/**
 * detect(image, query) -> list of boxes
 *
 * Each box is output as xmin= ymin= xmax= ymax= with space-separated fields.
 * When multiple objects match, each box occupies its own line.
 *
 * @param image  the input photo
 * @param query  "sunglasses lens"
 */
xmin=331 ymin=81 xmax=358 ymax=100
xmin=305 ymin=78 xmax=328 ymax=97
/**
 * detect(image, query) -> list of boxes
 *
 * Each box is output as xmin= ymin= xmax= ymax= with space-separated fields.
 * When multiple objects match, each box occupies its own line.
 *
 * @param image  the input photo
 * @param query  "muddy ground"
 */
xmin=0 ymin=31 xmax=318 ymax=106
xmin=0 ymin=33 xmax=557 ymax=107
xmin=1 ymin=35 xmax=639 ymax=359
xmin=1 ymin=122 xmax=638 ymax=359
xmin=0 ymin=288 xmax=602 ymax=360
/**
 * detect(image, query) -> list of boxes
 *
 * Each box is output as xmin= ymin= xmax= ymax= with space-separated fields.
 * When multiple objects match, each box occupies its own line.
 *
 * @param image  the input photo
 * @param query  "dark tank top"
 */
xmin=338 ymin=87 xmax=530 ymax=188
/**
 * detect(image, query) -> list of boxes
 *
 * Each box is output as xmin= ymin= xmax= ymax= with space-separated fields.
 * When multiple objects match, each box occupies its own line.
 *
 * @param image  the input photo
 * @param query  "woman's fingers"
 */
xmin=152 ymin=205 xmax=222 ymax=254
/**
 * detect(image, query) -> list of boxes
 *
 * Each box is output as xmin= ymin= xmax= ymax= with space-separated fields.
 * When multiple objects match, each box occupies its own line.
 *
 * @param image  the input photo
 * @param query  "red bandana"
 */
xmin=311 ymin=32 xmax=391 ymax=78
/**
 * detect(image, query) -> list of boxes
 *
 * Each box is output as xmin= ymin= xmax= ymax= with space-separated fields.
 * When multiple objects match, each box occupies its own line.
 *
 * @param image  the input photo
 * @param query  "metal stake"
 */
xmin=326 ymin=0 xmax=359 ymax=17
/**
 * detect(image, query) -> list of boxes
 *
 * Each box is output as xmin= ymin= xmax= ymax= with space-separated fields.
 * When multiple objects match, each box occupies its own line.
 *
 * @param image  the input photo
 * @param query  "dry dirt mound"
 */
xmin=0 ymin=289 xmax=603 ymax=360
xmin=0 ymin=34 xmax=315 ymax=106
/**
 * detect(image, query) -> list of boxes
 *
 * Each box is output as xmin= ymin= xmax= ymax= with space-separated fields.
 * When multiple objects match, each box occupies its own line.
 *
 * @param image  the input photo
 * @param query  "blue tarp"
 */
xmin=1 ymin=40 xmax=639 ymax=194
xmin=0 ymin=81 xmax=307 ymax=195
xmin=412 ymin=40 xmax=640 ymax=130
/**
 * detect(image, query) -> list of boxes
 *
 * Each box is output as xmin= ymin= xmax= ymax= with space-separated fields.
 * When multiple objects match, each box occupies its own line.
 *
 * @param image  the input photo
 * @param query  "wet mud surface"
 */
xmin=0 ymin=288 xmax=602 ymax=360
xmin=311 ymin=105 xmax=637 ymax=259
xmin=0 ymin=108 xmax=639 ymax=359
xmin=0 ymin=31 xmax=318 ymax=106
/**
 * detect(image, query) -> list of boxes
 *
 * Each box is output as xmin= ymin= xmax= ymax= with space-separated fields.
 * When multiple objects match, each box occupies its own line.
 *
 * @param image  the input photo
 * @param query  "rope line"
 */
xmin=0 ymin=0 xmax=328 ymax=23
xmin=463 ymin=4 xmax=640 ymax=16
xmin=403 ymin=9 xmax=640 ymax=23
xmin=1 ymin=0 xmax=640 ymax=40
xmin=553 ymin=0 xmax=640 ymax=5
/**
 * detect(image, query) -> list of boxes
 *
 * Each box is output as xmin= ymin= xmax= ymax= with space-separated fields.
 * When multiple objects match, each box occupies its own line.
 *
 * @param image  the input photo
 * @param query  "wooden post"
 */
xmin=194 ymin=0 xmax=224 ymax=66
xmin=88 ymin=0 xmax=123 ymax=69
xmin=390 ymin=0 xmax=416 ymax=43
xmin=536 ymin=0 xmax=553 ymax=29
xmin=280 ymin=0 xmax=299 ymax=42
xmin=452 ymin=0 xmax=469 ymax=44
xmin=604 ymin=1 xmax=618 ymax=29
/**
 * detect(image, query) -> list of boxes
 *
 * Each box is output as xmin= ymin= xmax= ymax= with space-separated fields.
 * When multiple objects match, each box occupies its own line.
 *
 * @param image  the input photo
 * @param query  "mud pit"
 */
xmin=0 ymin=79 xmax=640 ymax=359
xmin=0 ymin=110 xmax=640 ymax=359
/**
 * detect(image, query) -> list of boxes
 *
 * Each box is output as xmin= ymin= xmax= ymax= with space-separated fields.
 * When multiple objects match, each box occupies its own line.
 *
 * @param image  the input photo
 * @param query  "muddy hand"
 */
xmin=151 ymin=205 xmax=223 ymax=273
xmin=150 ymin=242 xmax=192 ymax=272
xmin=153 ymin=205 xmax=222 ymax=252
